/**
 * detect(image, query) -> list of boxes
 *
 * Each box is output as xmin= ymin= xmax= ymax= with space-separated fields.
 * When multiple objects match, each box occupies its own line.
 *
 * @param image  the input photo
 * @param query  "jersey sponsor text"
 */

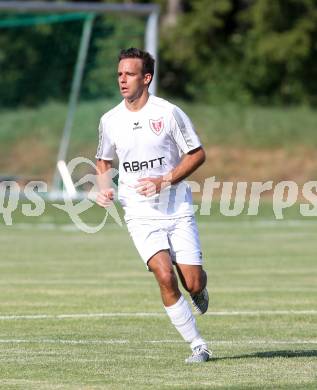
xmin=123 ymin=157 xmax=165 ymax=172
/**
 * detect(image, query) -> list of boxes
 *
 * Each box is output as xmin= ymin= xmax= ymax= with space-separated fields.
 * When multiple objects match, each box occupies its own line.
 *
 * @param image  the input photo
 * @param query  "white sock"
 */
xmin=164 ymin=295 xmax=206 ymax=350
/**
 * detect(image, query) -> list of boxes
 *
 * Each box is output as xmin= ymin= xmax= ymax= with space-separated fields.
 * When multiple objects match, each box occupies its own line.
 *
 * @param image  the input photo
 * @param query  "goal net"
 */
xmin=0 ymin=2 xmax=159 ymax=199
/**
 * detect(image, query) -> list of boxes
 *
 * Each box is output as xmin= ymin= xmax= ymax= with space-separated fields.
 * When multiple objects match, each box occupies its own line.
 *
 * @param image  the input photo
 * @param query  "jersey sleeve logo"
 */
xmin=149 ymin=117 xmax=164 ymax=135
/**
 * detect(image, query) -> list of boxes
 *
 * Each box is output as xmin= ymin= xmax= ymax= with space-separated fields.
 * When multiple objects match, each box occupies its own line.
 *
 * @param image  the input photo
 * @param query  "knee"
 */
xmin=156 ymin=269 xmax=178 ymax=291
xmin=185 ymin=272 xmax=207 ymax=296
xmin=186 ymin=280 xmax=203 ymax=296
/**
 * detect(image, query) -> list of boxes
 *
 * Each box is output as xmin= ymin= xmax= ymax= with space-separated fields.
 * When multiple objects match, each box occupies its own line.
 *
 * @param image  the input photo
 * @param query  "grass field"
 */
xmin=1 ymin=100 xmax=317 ymax=178
xmin=2 ymin=99 xmax=317 ymax=189
xmin=0 ymin=207 xmax=316 ymax=389
xmin=1 ymin=100 xmax=317 ymax=150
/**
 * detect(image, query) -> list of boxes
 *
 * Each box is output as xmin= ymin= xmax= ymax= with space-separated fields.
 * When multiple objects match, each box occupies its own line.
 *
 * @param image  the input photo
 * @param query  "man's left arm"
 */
xmin=136 ymin=146 xmax=206 ymax=197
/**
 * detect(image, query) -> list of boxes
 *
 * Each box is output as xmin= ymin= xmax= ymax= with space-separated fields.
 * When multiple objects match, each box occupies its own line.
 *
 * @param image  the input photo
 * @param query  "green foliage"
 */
xmin=0 ymin=1 xmax=316 ymax=106
xmin=160 ymin=0 xmax=317 ymax=105
xmin=0 ymin=16 xmax=83 ymax=106
xmin=0 ymin=12 xmax=144 ymax=108
xmin=241 ymin=0 xmax=317 ymax=104
xmin=160 ymin=0 xmax=247 ymax=102
xmin=83 ymin=14 xmax=145 ymax=100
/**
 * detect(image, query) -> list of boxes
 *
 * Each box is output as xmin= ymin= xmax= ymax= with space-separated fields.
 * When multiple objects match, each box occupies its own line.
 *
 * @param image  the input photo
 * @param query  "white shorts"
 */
xmin=126 ymin=216 xmax=203 ymax=268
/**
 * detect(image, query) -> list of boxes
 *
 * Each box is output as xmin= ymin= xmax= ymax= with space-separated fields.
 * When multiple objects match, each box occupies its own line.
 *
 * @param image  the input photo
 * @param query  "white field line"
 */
xmin=0 ymin=339 xmax=316 ymax=346
xmin=2 ymin=219 xmax=317 ymax=232
xmin=198 ymin=220 xmax=317 ymax=227
xmin=0 ymin=284 xmax=307 ymax=290
xmin=0 ymin=339 xmax=128 ymax=345
xmin=0 ymin=310 xmax=317 ymax=321
xmin=0 ymin=280 xmax=316 ymax=293
xmin=208 ymin=310 xmax=317 ymax=316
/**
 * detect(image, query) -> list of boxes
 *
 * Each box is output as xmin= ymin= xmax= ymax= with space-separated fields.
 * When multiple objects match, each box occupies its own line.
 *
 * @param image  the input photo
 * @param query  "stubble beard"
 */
xmin=126 ymin=89 xmax=143 ymax=104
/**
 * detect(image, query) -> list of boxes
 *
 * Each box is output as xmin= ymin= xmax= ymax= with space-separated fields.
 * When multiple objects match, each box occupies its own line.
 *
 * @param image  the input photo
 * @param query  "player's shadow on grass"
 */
xmin=214 ymin=349 xmax=317 ymax=361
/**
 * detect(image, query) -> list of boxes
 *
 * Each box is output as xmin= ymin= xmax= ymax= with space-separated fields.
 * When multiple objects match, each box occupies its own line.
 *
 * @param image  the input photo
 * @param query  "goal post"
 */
xmin=53 ymin=13 xmax=94 ymax=194
xmin=0 ymin=1 xmax=160 ymax=198
xmin=0 ymin=1 xmax=159 ymax=93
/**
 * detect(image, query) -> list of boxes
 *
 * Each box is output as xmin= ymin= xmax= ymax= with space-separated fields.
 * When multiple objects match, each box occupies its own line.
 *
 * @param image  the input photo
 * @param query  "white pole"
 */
xmin=52 ymin=14 xmax=94 ymax=192
xmin=145 ymin=11 xmax=159 ymax=95
xmin=57 ymin=160 xmax=77 ymax=197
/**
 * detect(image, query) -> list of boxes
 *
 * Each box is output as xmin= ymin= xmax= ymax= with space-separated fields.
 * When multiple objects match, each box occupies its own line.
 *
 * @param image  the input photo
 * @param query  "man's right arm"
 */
xmin=96 ymin=159 xmax=114 ymax=207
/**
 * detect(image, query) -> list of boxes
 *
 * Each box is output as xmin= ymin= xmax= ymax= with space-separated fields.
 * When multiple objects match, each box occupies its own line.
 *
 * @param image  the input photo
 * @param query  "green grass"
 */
xmin=0 ymin=208 xmax=316 ymax=389
xmin=177 ymin=101 xmax=317 ymax=149
xmin=1 ymin=99 xmax=317 ymax=156
xmin=2 ymin=98 xmax=317 ymax=180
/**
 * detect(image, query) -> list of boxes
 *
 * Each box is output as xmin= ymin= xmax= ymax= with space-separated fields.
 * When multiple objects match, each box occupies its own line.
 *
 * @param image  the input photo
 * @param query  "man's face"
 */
xmin=118 ymin=58 xmax=151 ymax=100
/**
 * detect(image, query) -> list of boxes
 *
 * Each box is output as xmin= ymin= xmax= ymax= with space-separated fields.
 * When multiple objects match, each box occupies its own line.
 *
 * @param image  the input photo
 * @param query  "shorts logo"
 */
xmin=149 ymin=117 xmax=164 ymax=135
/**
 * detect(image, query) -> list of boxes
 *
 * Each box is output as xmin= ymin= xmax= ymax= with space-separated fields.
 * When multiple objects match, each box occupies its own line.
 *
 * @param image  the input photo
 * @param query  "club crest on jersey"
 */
xmin=149 ymin=117 xmax=164 ymax=135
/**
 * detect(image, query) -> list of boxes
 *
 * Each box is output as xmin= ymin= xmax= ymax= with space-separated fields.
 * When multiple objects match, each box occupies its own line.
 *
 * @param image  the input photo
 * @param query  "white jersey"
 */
xmin=96 ymin=95 xmax=202 ymax=220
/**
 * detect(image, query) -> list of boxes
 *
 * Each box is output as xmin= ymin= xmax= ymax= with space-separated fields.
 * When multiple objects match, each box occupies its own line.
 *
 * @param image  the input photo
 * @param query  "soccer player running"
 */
xmin=96 ymin=48 xmax=211 ymax=363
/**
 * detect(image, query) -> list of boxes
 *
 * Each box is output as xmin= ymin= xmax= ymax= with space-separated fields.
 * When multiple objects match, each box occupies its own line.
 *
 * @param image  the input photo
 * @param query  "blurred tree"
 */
xmin=159 ymin=0 xmax=250 ymax=102
xmin=162 ymin=0 xmax=183 ymax=28
xmin=241 ymin=0 xmax=317 ymax=104
xmin=159 ymin=0 xmax=317 ymax=105
xmin=0 ymin=2 xmax=145 ymax=107
xmin=0 ymin=19 xmax=82 ymax=107
xmin=83 ymin=14 xmax=144 ymax=100
xmin=0 ymin=0 xmax=316 ymax=106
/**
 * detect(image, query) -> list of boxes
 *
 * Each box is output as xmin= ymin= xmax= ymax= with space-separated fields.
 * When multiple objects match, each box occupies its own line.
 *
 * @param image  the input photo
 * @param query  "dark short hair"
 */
xmin=118 ymin=47 xmax=155 ymax=82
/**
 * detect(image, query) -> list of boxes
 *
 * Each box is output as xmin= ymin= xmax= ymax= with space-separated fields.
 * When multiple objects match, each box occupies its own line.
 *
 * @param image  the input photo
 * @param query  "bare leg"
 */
xmin=175 ymin=264 xmax=207 ymax=296
xmin=148 ymin=251 xmax=208 ymax=358
xmin=147 ymin=250 xmax=181 ymax=306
